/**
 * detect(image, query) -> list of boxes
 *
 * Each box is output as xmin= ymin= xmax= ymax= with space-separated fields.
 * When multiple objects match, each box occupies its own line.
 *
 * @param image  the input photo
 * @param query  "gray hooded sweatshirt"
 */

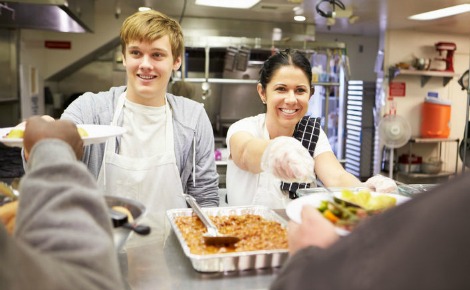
xmin=61 ymin=86 xmax=219 ymax=207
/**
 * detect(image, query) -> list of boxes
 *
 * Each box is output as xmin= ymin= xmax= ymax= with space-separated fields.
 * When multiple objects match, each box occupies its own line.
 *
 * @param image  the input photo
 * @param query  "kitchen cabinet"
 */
xmin=395 ymin=137 xmax=459 ymax=184
xmin=388 ymin=67 xmax=459 ymax=87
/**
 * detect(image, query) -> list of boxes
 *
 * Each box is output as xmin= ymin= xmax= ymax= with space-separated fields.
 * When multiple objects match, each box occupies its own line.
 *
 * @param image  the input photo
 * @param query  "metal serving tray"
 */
xmin=166 ymin=205 xmax=289 ymax=273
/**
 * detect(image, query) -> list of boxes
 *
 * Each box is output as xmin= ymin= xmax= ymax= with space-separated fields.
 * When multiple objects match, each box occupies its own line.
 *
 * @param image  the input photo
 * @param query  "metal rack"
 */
xmin=397 ymin=137 xmax=459 ymax=182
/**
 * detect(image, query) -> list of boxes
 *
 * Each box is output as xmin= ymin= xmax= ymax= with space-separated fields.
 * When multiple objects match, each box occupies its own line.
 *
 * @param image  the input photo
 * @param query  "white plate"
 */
xmin=286 ymin=191 xmax=411 ymax=236
xmin=0 ymin=124 xmax=126 ymax=147
xmin=332 ymin=191 xmax=411 ymax=207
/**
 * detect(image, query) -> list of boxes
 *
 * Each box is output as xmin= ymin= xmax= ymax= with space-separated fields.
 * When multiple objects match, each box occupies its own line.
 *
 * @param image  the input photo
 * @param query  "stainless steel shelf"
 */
xmin=172 ymin=77 xmax=340 ymax=86
xmin=397 ymin=171 xmax=455 ymax=178
xmin=389 ymin=67 xmax=459 ymax=87
xmin=397 ymin=137 xmax=459 ymax=182
xmin=409 ymin=137 xmax=460 ymax=143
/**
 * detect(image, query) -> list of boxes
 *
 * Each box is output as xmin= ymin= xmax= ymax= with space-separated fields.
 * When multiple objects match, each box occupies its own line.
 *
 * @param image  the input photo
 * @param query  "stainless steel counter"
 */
xmin=121 ymin=210 xmax=288 ymax=290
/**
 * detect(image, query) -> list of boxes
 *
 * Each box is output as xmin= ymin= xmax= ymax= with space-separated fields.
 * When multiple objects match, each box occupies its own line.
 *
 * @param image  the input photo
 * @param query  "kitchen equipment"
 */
xmin=458 ymin=70 xmax=469 ymax=91
xmin=412 ymin=57 xmax=431 ymax=71
xmin=0 ymin=181 xmax=18 ymax=206
xmin=201 ymin=46 xmax=211 ymax=100
xmin=378 ymin=110 xmax=412 ymax=178
xmin=434 ymin=42 xmax=457 ymax=72
xmin=420 ymin=97 xmax=451 ymax=138
xmin=421 ymin=160 xmax=442 ymax=174
xmin=183 ymin=194 xmax=240 ymax=245
xmin=166 ymin=205 xmax=288 ymax=272
xmin=398 ymin=154 xmax=422 ymax=173
xmin=108 ymin=208 xmax=150 ymax=235
xmin=104 ymin=195 xmax=147 ymax=251
xmin=381 ymin=146 xmax=397 ymax=173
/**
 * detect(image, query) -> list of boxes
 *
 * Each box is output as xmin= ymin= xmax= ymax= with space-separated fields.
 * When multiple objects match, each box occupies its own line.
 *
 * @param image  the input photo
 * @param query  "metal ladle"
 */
xmin=183 ymin=194 xmax=240 ymax=245
xmin=201 ymin=46 xmax=211 ymax=100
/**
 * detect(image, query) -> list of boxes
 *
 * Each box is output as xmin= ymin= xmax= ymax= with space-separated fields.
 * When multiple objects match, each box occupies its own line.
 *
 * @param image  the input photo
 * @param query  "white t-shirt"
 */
xmin=225 ymin=113 xmax=332 ymax=208
xmin=120 ymin=98 xmax=167 ymax=157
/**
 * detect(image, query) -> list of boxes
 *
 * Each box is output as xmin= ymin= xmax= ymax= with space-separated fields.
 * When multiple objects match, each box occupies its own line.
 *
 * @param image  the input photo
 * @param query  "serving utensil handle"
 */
xmin=184 ymin=194 xmax=218 ymax=235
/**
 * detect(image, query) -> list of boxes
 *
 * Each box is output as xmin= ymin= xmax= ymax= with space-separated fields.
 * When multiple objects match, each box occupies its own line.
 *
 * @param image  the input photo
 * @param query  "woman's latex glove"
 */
xmin=261 ymin=136 xmax=314 ymax=183
xmin=364 ymin=174 xmax=398 ymax=193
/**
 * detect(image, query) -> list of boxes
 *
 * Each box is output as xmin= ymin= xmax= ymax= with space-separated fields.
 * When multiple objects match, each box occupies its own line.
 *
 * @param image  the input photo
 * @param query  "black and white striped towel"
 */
xmin=280 ymin=116 xmax=321 ymax=199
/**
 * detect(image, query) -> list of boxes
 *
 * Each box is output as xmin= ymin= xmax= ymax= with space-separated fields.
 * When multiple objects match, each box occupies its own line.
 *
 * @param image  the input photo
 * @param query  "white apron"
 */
xmin=98 ymin=93 xmax=186 ymax=247
xmin=252 ymin=121 xmax=291 ymax=208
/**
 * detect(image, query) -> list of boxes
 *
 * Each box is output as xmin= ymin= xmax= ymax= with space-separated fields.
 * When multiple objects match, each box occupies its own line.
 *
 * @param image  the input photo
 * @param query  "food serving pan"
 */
xmin=166 ymin=205 xmax=288 ymax=273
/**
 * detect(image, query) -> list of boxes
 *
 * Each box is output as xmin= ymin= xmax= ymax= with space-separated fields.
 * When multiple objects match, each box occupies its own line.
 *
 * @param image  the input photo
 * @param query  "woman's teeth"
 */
xmin=280 ymin=109 xmax=297 ymax=114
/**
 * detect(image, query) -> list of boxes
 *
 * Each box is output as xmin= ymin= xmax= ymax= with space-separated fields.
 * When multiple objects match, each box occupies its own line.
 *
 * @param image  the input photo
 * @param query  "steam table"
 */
xmin=121 ymin=210 xmax=289 ymax=290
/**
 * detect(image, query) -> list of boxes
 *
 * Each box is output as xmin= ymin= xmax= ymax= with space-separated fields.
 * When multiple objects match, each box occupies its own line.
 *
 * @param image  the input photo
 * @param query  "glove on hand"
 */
xmin=364 ymin=175 xmax=398 ymax=193
xmin=261 ymin=136 xmax=314 ymax=183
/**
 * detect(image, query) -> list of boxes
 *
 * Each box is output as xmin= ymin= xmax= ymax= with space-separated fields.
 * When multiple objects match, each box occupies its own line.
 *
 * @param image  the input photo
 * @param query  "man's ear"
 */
xmin=173 ymin=56 xmax=182 ymax=71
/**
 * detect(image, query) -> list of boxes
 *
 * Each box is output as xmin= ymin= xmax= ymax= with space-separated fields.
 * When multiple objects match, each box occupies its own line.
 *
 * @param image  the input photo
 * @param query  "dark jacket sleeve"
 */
xmin=0 ymin=140 xmax=124 ymax=290
xmin=271 ymin=173 xmax=470 ymax=290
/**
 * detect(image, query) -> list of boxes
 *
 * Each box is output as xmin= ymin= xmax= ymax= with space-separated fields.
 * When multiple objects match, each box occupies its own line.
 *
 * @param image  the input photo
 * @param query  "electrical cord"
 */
xmin=179 ymin=0 xmax=187 ymax=24
xmin=316 ymin=0 xmax=345 ymax=18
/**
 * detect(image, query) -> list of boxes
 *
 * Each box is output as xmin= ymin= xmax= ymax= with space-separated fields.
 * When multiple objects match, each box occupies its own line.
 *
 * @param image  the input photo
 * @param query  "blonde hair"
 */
xmin=120 ymin=10 xmax=184 ymax=60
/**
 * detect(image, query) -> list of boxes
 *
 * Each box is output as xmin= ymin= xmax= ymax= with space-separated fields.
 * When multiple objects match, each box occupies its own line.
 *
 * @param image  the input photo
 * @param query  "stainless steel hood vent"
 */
xmin=0 ymin=0 xmax=94 ymax=33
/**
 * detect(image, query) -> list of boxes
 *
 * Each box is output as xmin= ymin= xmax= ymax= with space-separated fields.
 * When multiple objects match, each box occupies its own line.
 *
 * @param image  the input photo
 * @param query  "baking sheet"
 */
xmin=166 ymin=205 xmax=288 ymax=273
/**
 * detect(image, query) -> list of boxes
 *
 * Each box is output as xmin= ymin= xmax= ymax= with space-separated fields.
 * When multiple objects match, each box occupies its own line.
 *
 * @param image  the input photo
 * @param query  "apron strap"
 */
xmin=280 ymin=116 xmax=321 ymax=199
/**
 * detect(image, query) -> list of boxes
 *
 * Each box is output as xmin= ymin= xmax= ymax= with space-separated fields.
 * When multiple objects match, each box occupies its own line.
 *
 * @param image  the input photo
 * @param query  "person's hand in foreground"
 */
xmin=23 ymin=116 xmax=83 ymax=160
xmin=288 ymin=205 xmax=340 ymax=256
xmin=364 ymin=174 xmax=398 ymax=193
xmin=261 ymin=136 xmax=314 ymax=183
xmin=0 ymin=200 xmax=18 ymax=234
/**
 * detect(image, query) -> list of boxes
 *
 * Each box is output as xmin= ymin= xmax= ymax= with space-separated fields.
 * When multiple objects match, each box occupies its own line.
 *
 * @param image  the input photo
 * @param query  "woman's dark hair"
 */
xmin=258 ymin=49 xmax=313 ymax=90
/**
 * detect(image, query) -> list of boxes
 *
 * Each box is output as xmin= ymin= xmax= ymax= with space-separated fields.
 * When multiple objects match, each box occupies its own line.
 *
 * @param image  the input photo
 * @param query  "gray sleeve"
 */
xmin=5 ymin=140 xmax=124 ymax=290
xmin=271 ymin=173 xmax=470 ymax=290
xmin=186 ymin=107 xmax=219 ymax=207
xmin=60 ymin=90 xmax=116 ymax=178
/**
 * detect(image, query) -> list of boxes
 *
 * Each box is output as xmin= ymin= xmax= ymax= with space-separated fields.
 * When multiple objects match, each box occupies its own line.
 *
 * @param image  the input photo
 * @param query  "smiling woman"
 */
xmin=225 ymin=49 xmax=396 ymax=209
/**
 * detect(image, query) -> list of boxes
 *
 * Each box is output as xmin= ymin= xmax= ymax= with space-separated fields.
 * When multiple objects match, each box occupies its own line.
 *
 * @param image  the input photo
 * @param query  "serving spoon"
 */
xmin=108 ymin=208 xmax=151 ymax=235
xmin=183 ymin=194 xmax=240 ymax=246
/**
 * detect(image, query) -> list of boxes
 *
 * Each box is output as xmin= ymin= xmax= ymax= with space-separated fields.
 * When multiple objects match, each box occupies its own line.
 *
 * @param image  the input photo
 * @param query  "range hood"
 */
xmin=0 ymin=0 xmax=94 ymax=33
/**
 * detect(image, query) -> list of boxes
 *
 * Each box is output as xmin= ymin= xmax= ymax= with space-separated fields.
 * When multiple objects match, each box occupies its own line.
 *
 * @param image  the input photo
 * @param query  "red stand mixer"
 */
xmin=434 ymin=42 xmax=457 ymax=72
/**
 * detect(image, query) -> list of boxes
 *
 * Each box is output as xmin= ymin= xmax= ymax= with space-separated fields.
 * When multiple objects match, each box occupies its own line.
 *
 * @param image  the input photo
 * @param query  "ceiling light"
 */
xmin=195 ymin=0 xmax=261 ymax=9
xmin=408 ymin=4 xmax=470 ymax=20
xmin=138 ymin=7 xmax=152 ymax=12
xmin=294 ymin=15 xmax=306 ymax=22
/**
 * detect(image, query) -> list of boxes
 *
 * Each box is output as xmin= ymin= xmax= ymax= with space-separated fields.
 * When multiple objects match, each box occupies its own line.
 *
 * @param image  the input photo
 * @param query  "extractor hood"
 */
xmin=0 ymin=0 xmax=94 ymax=33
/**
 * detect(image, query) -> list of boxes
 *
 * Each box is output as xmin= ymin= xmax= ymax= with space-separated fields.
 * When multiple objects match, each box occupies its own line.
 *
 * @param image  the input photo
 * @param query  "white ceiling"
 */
xmin=98 ymin=0 xmax=470 ymax=37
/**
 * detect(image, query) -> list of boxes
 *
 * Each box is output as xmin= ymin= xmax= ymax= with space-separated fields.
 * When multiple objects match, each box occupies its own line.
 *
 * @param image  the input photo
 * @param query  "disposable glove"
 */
xmin=261 ymin=136 xmax=314 ymax=183
xmin=364 ymin=174 xmax=398 ymax=193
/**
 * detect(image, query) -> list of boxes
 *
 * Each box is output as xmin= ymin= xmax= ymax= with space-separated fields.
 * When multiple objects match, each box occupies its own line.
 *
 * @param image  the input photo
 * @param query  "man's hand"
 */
xmin=23 ymin=116 xmax=84 ymax=160
xmin=0 ymin=200 xmax=18 ymax=234
xmin=288 ymin=205 xmax=340 ymax=256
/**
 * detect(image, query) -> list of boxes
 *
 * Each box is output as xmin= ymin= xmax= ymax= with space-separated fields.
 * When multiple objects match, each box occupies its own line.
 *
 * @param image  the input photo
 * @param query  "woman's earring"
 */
xmin=262 ymin=99 xmax=266 ymax=104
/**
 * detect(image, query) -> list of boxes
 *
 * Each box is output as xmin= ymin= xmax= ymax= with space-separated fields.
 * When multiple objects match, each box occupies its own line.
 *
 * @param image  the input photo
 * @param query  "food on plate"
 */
xmin=316 ymin=199 xmax=367 ymax=232
xmin=77 ymin=127 xmax=89 ymax=137
xmin=3 ymin=127 xmax=89 ymax=139
xmin=316 ymin=189 xmax=401 ymax=232
xmin=111 ymin=206 xmax=134 ymax=222
xmin=5 ymin=129 xmax=24 ymax=139
xmin=175 ymin=214 xmax=287 ymax=255
xmin=341 ymin=189 xmax=397 ymax=211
